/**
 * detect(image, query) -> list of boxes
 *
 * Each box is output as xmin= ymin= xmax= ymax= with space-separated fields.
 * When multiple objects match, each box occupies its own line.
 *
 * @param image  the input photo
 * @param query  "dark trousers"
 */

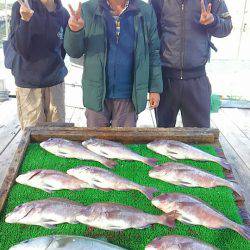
xmin=156 ymin=69 xmax=212 ymax=128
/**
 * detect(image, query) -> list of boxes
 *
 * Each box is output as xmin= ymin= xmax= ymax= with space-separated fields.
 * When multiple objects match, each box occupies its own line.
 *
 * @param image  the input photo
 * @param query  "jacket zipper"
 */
xmin=102 ymin=16 xmax=107 ymax=108
xmin=133 ymin=14 xmax=139 ymax=114
xmin=180 ymin=2 xmax=184 ymax=80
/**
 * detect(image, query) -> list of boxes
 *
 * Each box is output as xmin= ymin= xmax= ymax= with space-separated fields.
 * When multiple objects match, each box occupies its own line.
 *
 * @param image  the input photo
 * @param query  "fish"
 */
xmin=76 ymin=202 xmax=176 ymax=230
xmin=82 ymin=138 xmax=157 ymax=167
xmin=40 ymin=138 xmax=117 ymax=169
xmin=16 ymin=169 xmax=92 ymax=193
xmin=9 ymin=235 xmax=126 ymax=250
xmin=67 ymin=166 xmax=158 ymax=200
xmin=145 ymin=235 xmax=217 ymax=250
xmin=149 ymin=163 xmax=243 ymax=197
xmin=152 ymin=193 xmax=250 ymax=240
xmin=147 ymin=140 xmax=231 ymax=170
xmin=5 ymin=198 xmax=85 ymax=228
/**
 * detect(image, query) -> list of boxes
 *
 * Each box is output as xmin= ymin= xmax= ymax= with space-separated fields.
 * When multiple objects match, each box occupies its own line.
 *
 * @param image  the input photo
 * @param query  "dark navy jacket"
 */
xmin=151 ymin=0 xmax=233 ymax=79
xmin=10 ymin=0 xmax=69 ymax=88
xmin=102 ymin=1 xmax=135 ymax=99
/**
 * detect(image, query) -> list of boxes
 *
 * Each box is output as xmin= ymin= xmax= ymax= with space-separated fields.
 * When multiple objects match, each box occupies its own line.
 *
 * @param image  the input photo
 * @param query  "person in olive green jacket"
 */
xmin=64 ymin=0 xmax=163 ymax=127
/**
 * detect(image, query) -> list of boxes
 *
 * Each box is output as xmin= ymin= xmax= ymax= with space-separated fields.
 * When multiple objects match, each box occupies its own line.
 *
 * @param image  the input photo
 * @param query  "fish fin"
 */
xmin=180 ymin=216 xmax=194 ymax=225
xmin=166 ymin=154 xmax=178 ymax=160
xmin=233 ymin=224 xmax=250 ymax=240
xmin=42 ymin=223 xmax=57 ymax=229
xmin=229 ymin=182 xmax=244 ymax=198
xmin=143 ymin=158 xmax=158 ymax=167
xmin=159 ymin=211 xmax=178 ymax=228
xmin=102 ymin=159 xmax=117 ymax=169
xmin=140 ymin=187 xmax=158 ymax=200
xmin=178 ymin=180 xmax=195 ymax=187
xmin=218 ymin=159 xmax=232 ymax=170
xmin=138 ymin=225 xmax=151 ymax=229
xmin=43 ymin=189 xmax=54 ymax=193
xmin=93 ymin=185 xmax=113 ymax=192
xmin=99 ymin=149 xmax=110 ymax=157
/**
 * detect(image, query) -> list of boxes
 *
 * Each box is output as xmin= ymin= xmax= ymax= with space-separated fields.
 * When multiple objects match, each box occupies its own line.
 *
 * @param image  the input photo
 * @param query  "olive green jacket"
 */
xmin=64 ymin=0 xmax=163 ymax=114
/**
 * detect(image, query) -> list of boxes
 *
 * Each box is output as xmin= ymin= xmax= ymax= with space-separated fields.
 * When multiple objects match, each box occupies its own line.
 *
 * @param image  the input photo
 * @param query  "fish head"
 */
xmin=149 ymin=164 xmax=171 ymax=177
xmin=40 ymin=138 xmax=62 ymax=150
xmin=82 ymin=138 xmax=99 ymax=147
xmin=152 ymin=194 xmax=176 ymax=212
xmin=145 ymin=237 xmax=163 ymax=250
xmin=9 ymin=237 xmax=54 ymax=250
xmin=5 ymin=203 xmax=33 ymax=223
xmin=67 ymin=166 xmax=94 ymax=178
xmin=16 ymin=170 xmax=42 ymax=184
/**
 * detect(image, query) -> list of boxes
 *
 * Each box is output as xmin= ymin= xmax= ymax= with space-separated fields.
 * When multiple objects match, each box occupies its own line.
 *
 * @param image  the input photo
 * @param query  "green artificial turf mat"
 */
xmin=0 ymin=143 xmax=249 ymax=250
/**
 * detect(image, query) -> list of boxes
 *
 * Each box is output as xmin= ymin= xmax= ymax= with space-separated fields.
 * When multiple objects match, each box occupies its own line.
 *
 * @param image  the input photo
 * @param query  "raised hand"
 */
xmin=18 ymin=0 xmax=34 ymax=22
xmin=68 ymin=2 xmax=84 ymax=32
xmin=200 ymin=0 xmax=214 ymax=25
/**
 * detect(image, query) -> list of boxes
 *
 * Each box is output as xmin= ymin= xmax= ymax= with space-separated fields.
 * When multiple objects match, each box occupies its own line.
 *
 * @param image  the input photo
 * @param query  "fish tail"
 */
xmin=158 ymin=212 xmax=177 ymax=228
xmin=218 ymin=159 xmax=231 ymax=170
xmin=143 ymin=158 xmax=158 ymax=167
xmin=102 ymin=159 xmax=117 ymax=169
xmin=140 ymin=186 xmax=158 ymax=200
xmin=232 ymin=224 xmax=250 ymax=240
xmin=228 ymin=181 xmax=244 ymax=198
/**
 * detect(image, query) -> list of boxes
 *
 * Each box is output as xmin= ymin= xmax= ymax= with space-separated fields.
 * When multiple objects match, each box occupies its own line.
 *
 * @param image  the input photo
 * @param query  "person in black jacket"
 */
xmin=10 ymin=0 xmax=69 ymax=129
xmin=151 ymin=0 xmax=232 ymax=128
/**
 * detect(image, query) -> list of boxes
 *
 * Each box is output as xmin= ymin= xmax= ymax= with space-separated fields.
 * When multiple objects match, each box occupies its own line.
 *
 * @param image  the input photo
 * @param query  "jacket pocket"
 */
xmin=82 ymin=80 xmax=104 ymax=112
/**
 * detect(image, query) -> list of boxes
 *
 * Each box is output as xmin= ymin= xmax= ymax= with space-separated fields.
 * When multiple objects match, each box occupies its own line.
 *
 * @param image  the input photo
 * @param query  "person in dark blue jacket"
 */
xmin=10 ymin=0 xmax=69 ymax=129
xmin=151 ymin=0 xmax=232 ymax=128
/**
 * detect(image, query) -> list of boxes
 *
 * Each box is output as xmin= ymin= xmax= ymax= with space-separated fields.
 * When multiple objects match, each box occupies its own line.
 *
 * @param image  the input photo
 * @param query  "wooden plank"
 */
xmin=211 ymin=112 xmax=250 ymax=169
xmin=0 ymin=131 xmax=22 ymax=187
xmin=218 ymin=134 xmax=250 ymax=215
xmin=222 ymin=108 xmax=250 ymax=139
xmin=0 ymin=130 xmax=31 ymax=212
xmin=29 ymin=127 xmax=217 ymax=144
xmin=33 ymin=122 xmax=75 ymax=128
xmin=0 ymin=98 xmax=21 ymax=154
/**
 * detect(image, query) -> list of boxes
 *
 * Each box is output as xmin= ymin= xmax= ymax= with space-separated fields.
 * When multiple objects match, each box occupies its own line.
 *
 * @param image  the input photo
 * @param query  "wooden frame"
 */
xmin=0 ymin=127 xmax=248 ymax=225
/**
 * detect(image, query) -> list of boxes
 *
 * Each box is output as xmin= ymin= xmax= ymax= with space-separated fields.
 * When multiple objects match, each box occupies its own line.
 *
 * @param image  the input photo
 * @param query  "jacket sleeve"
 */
xmin=10 ymin=2 xmax=31 ymax=59
xmin=10 ymin=2 xmax=46 ymax=59
xmin=63 ymin=5 xmax=87 ymax=58
xmin=61 ymin=9 xmax=70 ymax=59
xmin=148 ymin=7 xmax=163 ymax=94
xmin=206 ymin=0 xmax=232 ymax=38
xmin=150 ymin=0 xmax=164 ymax=38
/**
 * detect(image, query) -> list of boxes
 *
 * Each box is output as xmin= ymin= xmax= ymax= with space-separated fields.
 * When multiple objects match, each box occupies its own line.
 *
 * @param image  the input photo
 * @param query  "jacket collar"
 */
xmin=96 ymin=0 xmax=139 ymax=16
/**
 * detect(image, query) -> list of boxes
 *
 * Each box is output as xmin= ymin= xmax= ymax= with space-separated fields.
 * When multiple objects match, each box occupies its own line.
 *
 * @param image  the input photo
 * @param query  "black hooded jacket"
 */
xmin=10 ymin=0 xmax=69 ymax=88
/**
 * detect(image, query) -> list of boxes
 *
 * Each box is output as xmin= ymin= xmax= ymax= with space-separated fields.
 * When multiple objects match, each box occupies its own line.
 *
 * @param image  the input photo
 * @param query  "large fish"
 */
xmin=149 ymin=163 xmax=243 ymax=197
xmin=147 ymin=140 xmax=231 ymax=170
xmin=145 ymin=235 xmax=217 ymax=250
xmin=5 ymin=198 xmax=85 ymax=228
xmin=10 ymin=235 xmax=126 ymax=250
xmin=40 ymin=138 xmax=117 ymax=169
xmin=67 ymin=166 xmax=157 ymax=200
xmin=82 ymin=138 xmax=157 ymax=167
xmin=152 ymin=193 xmax=250 ymax=240
xmin=16 ymin=169 xmax=91 ymax=193
xmin=76 ymin=202 xmax=176 ymax=230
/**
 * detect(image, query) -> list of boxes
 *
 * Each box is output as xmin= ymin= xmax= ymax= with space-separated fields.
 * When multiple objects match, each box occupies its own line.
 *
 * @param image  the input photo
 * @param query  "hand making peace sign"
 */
xmin=200 ymin=0 xmax=214 ymax=25
xmin=68 ymin=2 xmax=84 ymax=32
xmin=18 ymin=0 xmax=34 ymax=22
